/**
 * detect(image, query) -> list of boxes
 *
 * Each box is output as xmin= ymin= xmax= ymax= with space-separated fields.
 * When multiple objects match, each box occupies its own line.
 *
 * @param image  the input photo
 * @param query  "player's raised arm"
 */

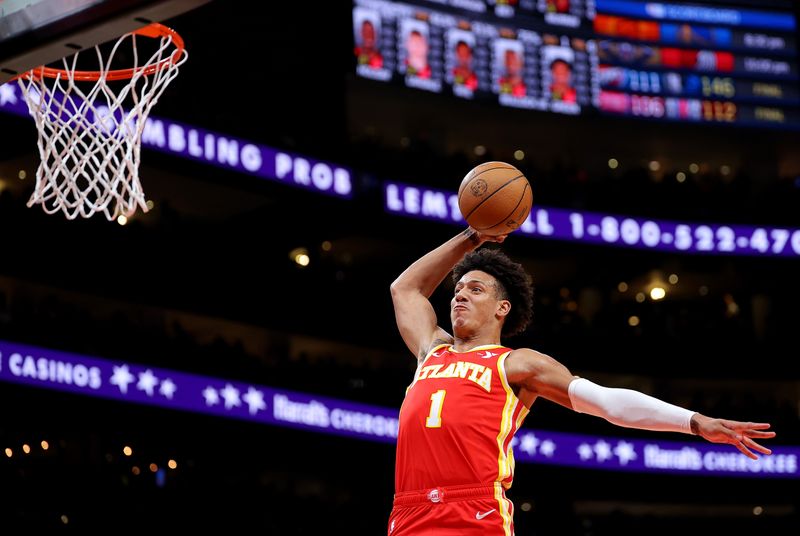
xmin=390 ymin=229 xmax=499 ymax=360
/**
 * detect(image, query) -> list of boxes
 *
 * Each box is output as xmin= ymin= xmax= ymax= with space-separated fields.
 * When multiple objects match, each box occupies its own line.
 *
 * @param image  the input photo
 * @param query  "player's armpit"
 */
xmin=418 ymin=328 xmax=454 ymax=361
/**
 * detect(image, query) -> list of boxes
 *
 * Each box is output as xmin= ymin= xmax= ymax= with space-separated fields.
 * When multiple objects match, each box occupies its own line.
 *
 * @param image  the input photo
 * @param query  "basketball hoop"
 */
xmin=15 ymin=23 xmax=187 ymax=220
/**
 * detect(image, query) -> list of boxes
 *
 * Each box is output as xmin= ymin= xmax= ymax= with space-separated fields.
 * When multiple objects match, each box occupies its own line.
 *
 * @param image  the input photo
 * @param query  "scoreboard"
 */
xmin=353 ymin=0 xmax=800 ymax=129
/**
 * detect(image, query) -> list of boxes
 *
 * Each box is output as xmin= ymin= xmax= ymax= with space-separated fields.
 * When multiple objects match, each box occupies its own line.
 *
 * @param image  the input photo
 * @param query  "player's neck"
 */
xmin=452 ymin=332 xmax=502 ymax=353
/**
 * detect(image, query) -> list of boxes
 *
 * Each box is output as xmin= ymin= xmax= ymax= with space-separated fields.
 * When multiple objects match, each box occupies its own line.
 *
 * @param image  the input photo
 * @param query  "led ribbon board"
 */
xmin=0 ymin=83 xmax=353 ymax=198
xmin=385 ymin=181 xmax=800 ymax=257
xmin=1 ymin=340 xmax=797 ymax=478
xmin=2 ymin=82 xmax=797 ymax=258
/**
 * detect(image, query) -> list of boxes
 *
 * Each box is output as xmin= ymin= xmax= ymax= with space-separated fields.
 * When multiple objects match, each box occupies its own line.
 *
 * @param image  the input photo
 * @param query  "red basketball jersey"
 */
xmin=395 ymin=344 xmax=530 ymax=493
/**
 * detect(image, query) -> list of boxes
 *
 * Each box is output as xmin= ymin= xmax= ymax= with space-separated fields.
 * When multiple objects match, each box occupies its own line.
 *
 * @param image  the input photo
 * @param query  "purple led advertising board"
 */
xmin=385 ymin=181 xmax=800 ymax=257
xmin=2 ymin=340 xmax=797 ymax=478
xmin=0 ymin=83 xmax=353 ymax=198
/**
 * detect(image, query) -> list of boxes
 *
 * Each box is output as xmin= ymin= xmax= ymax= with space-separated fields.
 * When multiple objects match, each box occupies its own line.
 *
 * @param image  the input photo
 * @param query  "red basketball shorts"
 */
xmin=388 ymin=483 xmax=515 ymax=535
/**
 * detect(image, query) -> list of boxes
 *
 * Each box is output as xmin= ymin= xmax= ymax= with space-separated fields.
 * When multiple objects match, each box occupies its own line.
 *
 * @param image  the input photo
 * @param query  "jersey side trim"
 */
xmin=495 ymin=350 xmax=521 ymax=485
xmin=494 ymin=481 xmax=514 ymax=536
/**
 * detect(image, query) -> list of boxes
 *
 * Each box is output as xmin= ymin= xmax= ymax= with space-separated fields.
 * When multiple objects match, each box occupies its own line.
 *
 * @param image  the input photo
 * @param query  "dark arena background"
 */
xmin=1 ymin=0 xmax=799 ymax=533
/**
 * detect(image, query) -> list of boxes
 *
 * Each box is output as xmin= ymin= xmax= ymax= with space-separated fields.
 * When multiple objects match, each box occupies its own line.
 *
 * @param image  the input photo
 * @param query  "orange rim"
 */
xmin=21 ymin=23 xmax=184 ymax=82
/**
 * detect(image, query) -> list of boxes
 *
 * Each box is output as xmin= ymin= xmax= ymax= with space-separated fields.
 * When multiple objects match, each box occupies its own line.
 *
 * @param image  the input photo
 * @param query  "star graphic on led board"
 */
xmin=202 ymin=386 xmax=220 ymax=406
xmin=109 ymin=365 xmax=135 ymax=394
xmin=242 ymin=387 xmax=267 ymax=415
xmin=137 ymin=369 xmax=159 ymax=396
xmin=220 ymin=383 xmax=241 ymax=409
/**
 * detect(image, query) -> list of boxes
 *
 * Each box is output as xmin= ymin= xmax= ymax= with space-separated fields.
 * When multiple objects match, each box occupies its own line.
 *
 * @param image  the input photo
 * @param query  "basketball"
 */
xmin=457 ymin=161 xmax=532 ymax=236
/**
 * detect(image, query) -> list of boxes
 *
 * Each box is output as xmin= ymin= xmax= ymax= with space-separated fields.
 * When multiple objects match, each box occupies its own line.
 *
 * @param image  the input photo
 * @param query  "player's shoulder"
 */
xmin=505 ymin=347 xmax=553 ymax=368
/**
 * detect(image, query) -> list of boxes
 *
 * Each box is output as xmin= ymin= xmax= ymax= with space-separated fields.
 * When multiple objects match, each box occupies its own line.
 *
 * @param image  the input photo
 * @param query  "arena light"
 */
xmin=650 ymin=287 xmax=666 ymax=300
xmin=289 ymin=247 xmax=310 ymax=267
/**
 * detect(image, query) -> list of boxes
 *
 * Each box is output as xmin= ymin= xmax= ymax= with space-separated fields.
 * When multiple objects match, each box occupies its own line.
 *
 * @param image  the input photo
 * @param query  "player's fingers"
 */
xmin=736 ymin=443 xmax=758 ymax=460
xmin=724 ymin=421 xmax=773 ymax=434
xmin=743 ymin=437 xmax=772 ymax=456
xmin=744 ymin=430 xmax=776 ymax=439
xmin=732 ymin=436 xmax=758 ymax=460
xmin=743 ymin=422 xmax=773 ymax=430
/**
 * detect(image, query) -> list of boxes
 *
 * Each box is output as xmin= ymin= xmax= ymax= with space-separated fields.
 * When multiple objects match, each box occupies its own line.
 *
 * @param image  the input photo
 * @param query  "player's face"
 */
xmin=407 ymin=33 xmax=428 ymax=60
xmin=362 ymin=21 xmax=376 ymax=47
xmin=451 ymin=270 xmax=508 ymax=335
xmin=505 ymin=50 xmax=522 ymax=75
xmin=552 ymin=61 xmax=571 ymax=85
xmin=456 ymin=43 xmax=471 ymax=64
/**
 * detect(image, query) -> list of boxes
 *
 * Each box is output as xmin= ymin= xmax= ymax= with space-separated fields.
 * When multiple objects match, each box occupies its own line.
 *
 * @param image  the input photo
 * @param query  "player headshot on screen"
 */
xmin=405 ymin=29 xmax=431 ymax=79
xmin=499 ymin=47 xmax=526 ymax=96
xmin=354 ymin=18 xmax=383 ymax=69
xmin=452 ymin=40 xmax=478 ymax=90
xmin=549 ymin=58 xmax=577 ymax=103
xmin=386 ymin=226 xmax=775 ymax=535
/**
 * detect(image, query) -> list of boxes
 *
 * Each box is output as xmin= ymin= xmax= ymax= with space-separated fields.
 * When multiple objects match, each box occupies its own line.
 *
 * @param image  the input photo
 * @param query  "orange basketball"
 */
xmin=457 ymin=161 xmax=532 ymax=236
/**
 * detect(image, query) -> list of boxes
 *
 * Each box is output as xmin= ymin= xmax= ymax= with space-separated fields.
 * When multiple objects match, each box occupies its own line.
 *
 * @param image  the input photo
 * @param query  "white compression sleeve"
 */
xmin=568 ymin=378 xmax=696 ymax=434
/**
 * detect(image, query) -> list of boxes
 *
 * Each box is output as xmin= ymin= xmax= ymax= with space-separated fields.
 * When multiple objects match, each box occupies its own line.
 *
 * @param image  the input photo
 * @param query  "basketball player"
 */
xmin=405 ymin=29 xmax=432 ymax=79
xmin=387 ymin=228 xmax=775 ymax=535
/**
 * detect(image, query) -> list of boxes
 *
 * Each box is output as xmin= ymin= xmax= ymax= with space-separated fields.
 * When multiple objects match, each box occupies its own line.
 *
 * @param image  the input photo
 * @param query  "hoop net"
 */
xmin=15 ymin=23 xmax=187 ymax=220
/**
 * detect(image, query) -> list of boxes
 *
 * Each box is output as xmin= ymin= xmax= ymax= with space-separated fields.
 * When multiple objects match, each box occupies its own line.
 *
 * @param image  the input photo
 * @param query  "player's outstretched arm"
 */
xmin=506 ymin=348 xmax=775 ymax=460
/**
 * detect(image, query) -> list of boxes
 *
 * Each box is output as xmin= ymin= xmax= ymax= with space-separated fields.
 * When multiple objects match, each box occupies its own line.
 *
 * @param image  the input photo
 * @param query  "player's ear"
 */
xmin=496 ymin=300 xmax=510 ymax=319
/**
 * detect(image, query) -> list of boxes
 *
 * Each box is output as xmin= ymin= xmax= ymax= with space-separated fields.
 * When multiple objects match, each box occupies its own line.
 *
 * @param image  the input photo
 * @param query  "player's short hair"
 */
xmin=453 ymin=248 xmax=534 ymax=337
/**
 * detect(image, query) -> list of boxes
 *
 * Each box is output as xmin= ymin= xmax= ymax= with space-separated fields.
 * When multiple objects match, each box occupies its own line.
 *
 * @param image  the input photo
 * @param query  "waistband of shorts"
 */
xmin=393 ymin=483 xmax=501 ymax=507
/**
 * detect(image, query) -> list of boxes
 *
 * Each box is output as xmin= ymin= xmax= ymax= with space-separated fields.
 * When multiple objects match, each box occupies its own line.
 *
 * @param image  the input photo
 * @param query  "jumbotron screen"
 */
xmin=352 ymin=0 xmax=800 ymax=129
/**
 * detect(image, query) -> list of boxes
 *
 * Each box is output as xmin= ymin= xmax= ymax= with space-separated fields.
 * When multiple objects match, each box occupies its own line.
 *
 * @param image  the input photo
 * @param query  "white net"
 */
xmin=15 ymin=24 xmax=187 ymax=220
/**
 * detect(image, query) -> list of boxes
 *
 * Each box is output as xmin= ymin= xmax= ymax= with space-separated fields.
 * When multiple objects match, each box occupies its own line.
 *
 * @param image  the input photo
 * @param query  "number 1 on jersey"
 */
xmin=426 ymin=389 xmax=446 ymax=428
